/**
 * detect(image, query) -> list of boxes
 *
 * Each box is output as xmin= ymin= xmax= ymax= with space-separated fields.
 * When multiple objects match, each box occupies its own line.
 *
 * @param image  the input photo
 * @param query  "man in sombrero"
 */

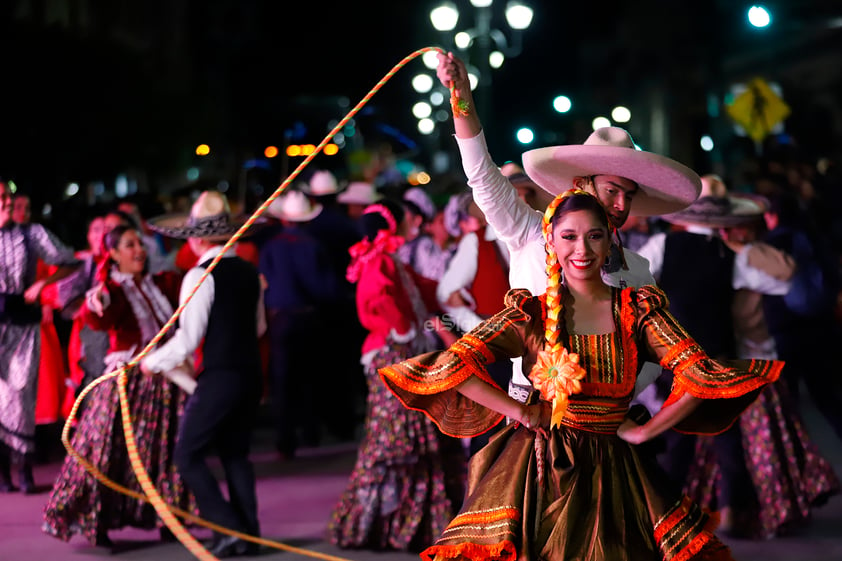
xmin=140 ymin=190 xmax=265 ymax=557
xmin=636 ymin=184 xmax=795 ymax=532
xmin=435 ymin=52 xmax=701 ymax=405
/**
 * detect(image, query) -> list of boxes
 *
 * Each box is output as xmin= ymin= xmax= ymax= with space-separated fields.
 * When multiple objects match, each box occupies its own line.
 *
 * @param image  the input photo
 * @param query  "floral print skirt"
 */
xmin=42 ymin=366 xmax=196 ymax=544
xmin=685 ymin=380 xmax=840 ymax=539
xmin=327 ymin=342 xmax=466 ymax=552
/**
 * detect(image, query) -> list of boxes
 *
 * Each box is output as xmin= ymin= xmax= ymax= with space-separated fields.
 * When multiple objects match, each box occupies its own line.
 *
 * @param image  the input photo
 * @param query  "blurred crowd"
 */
xmin=1 ymin=129 xmax=842 ymax=553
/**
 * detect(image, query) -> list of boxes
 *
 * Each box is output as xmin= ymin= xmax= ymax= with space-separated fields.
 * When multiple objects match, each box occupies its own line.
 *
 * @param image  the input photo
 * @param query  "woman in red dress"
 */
xmin=328 ymin=199 xmax=465 ymax=552
xmin=57 ymin=215 xmax=109 ymax=420
xmin=43 ymin=224 xmax=195 ymax=548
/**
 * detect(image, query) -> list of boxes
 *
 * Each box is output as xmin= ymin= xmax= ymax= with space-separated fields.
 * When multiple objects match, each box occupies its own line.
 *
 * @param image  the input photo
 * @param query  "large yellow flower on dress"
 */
xmin=528 ymin=347 xmax=587 ymax=428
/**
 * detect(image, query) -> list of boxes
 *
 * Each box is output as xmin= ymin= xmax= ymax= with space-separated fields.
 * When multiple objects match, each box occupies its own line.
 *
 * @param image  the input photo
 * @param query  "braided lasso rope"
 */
xmin=61 ymin=46 xmax=457 ymax=561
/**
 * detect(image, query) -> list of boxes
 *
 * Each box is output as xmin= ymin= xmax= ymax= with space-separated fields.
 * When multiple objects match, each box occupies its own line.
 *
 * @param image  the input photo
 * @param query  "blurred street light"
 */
xmin=611 ymin=106 xmax=631 ymax=123
xmin=516 ymin=127 xmax=534 ymax=144
xmin=592 ymin=116 xmax=611 ymax=130
xmin=413 ymin=101 xmax=433 ymax=119
xmin=412 ymin=73 xmax=435 ymax=94
xmin=748 ymin=5 xmax=771 ymax=28
xmin=553 ymin=95 xmax=572 ymax=113
xmin=430 ymin=3 xmax=460 ymax=31
xmin=427 ymin=0 xmax=533 ymax=137
xmin=418 ymin=118 xmax=436 ymax=134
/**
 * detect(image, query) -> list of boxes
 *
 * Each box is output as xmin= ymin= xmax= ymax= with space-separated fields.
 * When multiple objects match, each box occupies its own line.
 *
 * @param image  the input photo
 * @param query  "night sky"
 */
xmin=2 ymin=0 xmax=841 ymax=210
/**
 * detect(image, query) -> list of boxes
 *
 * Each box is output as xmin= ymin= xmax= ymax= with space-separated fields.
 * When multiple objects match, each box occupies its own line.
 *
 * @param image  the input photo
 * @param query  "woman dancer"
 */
xmin=1 ymin=182 xmax=79 ymax=494
xmin=327 ymin=199 xmax=466 ymax=552
xmin=43 ymin=224 xmax=195 ymax=547
xmin=381 ymin=190 xmax=783 ymax=561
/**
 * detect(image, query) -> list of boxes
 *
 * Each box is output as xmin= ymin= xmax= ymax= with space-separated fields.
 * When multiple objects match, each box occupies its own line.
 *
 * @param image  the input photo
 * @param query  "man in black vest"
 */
xmin=141 ymin=191 xmax=265 ymax=557
xmin=637 ymin=189 xmax=793 ymax=534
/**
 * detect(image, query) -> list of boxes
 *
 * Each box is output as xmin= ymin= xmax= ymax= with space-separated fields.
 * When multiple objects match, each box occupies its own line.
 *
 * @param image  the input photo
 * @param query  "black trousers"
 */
xmin=175 ymin=369 xmax=261 ymax=536
xmin=267 ymin=310 xmax=320 ymax=455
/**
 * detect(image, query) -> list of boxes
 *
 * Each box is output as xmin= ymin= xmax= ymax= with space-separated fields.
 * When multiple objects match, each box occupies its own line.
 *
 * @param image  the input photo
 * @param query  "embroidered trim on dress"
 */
xmin=109 ymin=268 xmax=174 ymax=345
xmin=421 ymin=506 xmax=521 ymax=561
xmin=654 ymin=496 xmax=720 ymax=561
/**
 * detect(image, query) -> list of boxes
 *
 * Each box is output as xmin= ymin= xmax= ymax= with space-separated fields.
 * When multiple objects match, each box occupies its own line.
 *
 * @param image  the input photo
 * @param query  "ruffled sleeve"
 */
xmin=634 ymin=285 xmax=783 ymax=435
xmin=358 ymin=254 xmax=415 ymax=338
xmin=379 ymin=288 xmax=539 ymax=438
xmin=28 ymin=224 xmax=80 ymax=268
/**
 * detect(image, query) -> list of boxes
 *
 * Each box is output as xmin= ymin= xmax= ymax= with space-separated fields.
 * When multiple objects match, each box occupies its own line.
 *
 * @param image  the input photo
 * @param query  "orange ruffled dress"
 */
xmin=380 ymin=285 xmax=783 ymax=561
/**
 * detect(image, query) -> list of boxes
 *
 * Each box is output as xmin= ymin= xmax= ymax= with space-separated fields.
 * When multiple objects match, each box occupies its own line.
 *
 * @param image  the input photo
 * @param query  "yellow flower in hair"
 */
xmin=529 ymin=347 xmax=587 ymax=428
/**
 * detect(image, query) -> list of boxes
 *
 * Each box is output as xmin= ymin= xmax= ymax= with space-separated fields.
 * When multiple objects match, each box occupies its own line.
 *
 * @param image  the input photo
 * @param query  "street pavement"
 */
xmin=2 ymin=397 xmax=840 ymax=561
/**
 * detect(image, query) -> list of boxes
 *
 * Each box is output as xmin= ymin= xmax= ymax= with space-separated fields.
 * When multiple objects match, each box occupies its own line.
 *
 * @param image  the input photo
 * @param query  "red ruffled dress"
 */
xmin=381 ymin=285 xmax=783 ymax=561
xmin=34 ymin=260 xmax=69 ymax=425
xmin=43 ymin=269 xmax=196 ymax=544
xmin=327 ymin=248 xmax=466 ymax=551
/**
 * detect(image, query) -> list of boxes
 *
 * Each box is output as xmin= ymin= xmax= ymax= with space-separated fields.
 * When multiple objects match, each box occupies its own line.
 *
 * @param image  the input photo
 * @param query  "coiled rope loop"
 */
xmin=61 ymin=46 xmax=451 ymax=560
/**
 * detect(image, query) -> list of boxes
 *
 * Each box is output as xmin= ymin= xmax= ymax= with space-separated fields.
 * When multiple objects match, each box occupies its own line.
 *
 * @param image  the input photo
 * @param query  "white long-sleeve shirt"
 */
xmin=436 ymin=225 xmax=510 ymax=334
xmin=636 ymin=228 xmax=792 ymax=295
xmin=141 ymin=245 xmax=266 ymax=374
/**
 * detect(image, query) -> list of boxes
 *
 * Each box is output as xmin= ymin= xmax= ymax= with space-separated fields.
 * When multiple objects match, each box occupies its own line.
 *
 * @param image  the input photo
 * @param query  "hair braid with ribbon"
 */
xmin=529 ymin=188 xmax=594 ymax=432
xmin=541 ymin=194 xmax=567 ymax=354
xmin=540 ymin=188 xmax=594 ymax=352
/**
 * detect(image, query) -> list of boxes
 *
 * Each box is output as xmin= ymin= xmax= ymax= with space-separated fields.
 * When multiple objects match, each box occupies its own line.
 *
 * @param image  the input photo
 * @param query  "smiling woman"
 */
xmin=545 ymin=191 xmax=617 ymax=336
xmin=548 ymin=189 xmax=611 ymax=278
xmin=379 ymin=189 xmax=785 ymax=561
xmin=42 ymin=224 xmax=196 ymax=548
xmin=107 ymin=228 xmax=149 ymax=280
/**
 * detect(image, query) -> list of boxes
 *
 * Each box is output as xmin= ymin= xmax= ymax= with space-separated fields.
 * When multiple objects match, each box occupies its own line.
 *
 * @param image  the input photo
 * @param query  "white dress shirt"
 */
xmin=141 ymin=245 xmax=266 ymax=374
xmin=436 ymin=225 xmax=510 ymax=334
xmin=636 ymin=228 xmax=792 ymax=295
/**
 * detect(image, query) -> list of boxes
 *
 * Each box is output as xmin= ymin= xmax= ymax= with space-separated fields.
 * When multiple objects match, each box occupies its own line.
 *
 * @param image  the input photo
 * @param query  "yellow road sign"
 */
xmin=726 ymin=78 xmax=791 ymax=143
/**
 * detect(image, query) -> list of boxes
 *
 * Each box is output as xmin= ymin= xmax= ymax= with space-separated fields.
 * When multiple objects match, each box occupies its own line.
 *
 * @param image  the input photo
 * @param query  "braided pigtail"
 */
xmin=528 ymin=189 xmax=593 ymax=443
xmin=542 ymin=195 xmax=566 ymax=354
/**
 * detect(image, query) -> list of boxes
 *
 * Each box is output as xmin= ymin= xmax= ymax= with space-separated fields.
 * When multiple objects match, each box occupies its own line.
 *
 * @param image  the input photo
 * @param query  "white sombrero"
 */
xmin=403 ymin=187 xmax=436 ymax=221
xmin=267 ymin=190 xmax=323 ymax=222
xmin=337 ymin=181 xmax=383 ymax=205
xmin=521 ymin=127 xmax=702 ymax=216
xmin=300 ymin=170 xmax=343 ymax=196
